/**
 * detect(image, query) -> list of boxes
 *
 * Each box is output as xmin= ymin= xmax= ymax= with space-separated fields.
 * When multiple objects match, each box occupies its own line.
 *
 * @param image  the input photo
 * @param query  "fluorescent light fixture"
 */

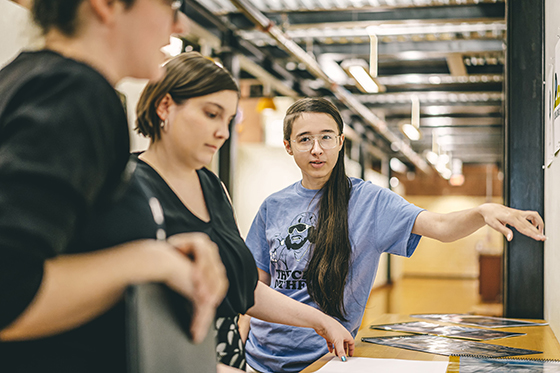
xmin=425 ymin=151 xmax=439 ymax=165
xmin=390 ymin=157 xmax=407 ymax=174
xmin=318 ymin=55 xmax=349 ymax=85
xmin=401 ymin=123 xmax=421 ymax=141
xmin=348 ymin=65 xmax=379 ymax=93
xmin=341 ymin=59 xmax=385 ymax=93
xmin=161 ymin=36 xmax=183 ymax=57
xmin=400 ymin=95 xmax=422 ymax=141
xmin=390 ymin=177 xmax=400 ymax=188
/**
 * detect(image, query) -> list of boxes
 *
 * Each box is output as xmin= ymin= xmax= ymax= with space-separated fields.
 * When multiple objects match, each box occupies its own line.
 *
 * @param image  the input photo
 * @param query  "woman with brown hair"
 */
xmin=0 ymin=2 xmax=227 ymax=372
xmin=125 ymin=52 xmax=354 ymax=372
xmin=244 ymin=97 xmax=546 ymax=373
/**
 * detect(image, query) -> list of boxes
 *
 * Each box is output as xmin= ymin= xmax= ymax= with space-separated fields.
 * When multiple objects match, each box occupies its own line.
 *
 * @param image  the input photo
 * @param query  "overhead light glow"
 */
xmin=449 ymin=158 xmax=464 ymax=186
xmin=449 ymin=174 xmax=465 ymax=186
xmin=161 ymin=36 xmax=183 ymax=57
xmin=402 ymin=123 xmax=421 ymax=141
xmin=390 ymin=158 xmax=407 ymax=174
xmin=425 ymin=151 xmax=439 ymax=165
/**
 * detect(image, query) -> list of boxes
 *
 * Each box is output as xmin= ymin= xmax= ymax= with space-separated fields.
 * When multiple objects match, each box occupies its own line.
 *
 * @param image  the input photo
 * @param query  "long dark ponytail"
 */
xmin=283 ymin=98 xmax=352 ymax=321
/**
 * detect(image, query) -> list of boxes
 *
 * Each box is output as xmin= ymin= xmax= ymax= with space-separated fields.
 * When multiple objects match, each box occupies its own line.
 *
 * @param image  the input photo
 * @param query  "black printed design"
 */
xmin=270 ymin=212 xmax=317 ymax=290
xmin=215 ymin=315 xmax=245 ymax=369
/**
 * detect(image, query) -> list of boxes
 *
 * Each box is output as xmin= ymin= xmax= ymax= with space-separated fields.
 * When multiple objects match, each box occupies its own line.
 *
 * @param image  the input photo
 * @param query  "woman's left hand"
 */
xmin=314 ymin=315 xmax=355 ymax=361
xmin=478 ymin=203 xmax=546 ymax=241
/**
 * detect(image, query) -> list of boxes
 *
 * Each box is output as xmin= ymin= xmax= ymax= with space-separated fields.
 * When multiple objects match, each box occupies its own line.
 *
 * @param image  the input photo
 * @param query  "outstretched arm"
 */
xmin=246 ymin=279 xmax=355 ymax=361
xmin=412 ymin=203 xmax=545 ymax=242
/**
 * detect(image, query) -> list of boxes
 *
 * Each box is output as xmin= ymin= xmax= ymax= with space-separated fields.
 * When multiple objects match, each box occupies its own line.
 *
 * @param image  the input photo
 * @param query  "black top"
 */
xmin=0 ymin=154 xmax=259 ymax=372
xmin=0 ymin=51 xmax=131 ymax=372
xmin=134 ymin=158 xmax=258 ymax=317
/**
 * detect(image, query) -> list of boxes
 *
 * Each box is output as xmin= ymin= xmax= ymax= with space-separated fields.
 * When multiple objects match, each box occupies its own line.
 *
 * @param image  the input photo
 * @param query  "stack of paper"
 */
xmin=315 ymin=357 xmax=449 ymax=373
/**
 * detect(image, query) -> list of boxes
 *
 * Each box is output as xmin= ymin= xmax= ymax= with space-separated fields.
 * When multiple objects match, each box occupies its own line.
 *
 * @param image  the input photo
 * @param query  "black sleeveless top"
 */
xmin=133 ymin=158 xmax=258 ymax=317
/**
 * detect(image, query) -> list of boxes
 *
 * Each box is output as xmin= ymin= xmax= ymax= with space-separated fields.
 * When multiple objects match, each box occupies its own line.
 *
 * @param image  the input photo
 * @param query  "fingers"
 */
xmin=169 ymin=233 xmax=228 ymax=305
xmin=524 ymin=211 xmax=545 ymax=233
xmin=508 ymin=211 xmax=546 ymax=241
xmin=164 ymin=233 xmax=229 ymax=343
xmin=487 ymin=219 xmax=513 ymax=241
xmin=347 ymin=339 xmax=355 ymax=357
xmin=330 ymin=339 xmax=352 ymax=362
xmin=323 ymin=325 xmax=354 ymax=362
xmin=189 ymin=304 xmax=216 ymax=344
xmin=483 ymin=205 xmax=546 ymax=242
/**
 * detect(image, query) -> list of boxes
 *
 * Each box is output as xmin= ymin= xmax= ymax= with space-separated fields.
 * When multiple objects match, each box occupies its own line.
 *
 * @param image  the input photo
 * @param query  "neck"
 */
xmin=44 ymin=28 xmax=122 ymax=85
xmin=301 ymin=176 xmax=327 ymax=190
xmin=139 ymin=142 xmax=199 ymax=184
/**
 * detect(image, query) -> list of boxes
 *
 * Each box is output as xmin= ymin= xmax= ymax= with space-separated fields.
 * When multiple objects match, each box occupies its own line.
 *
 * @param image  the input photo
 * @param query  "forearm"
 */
xmin=412 ymin=203 xmax=545 ymax=243
xmin=0 ymin=240 xmax=172 ymax=341
xmin=413 ymin=208 xmax=486 ymax=242
xmin=246 ymin=282 xmax=354 ymax=358
xmin=246 ymin=281 xmax=325 ymax=330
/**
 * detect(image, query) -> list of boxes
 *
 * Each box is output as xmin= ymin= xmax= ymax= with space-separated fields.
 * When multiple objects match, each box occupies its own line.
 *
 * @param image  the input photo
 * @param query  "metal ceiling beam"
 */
xmin=227 ymin=0 xmax=431 ymax=173
xmin=382 ymin=104 xmax=502 ymax=116
xmin=223 ymin=3 xmax=505 ymax=28
xmin=315 ymin=39 xmax=504 ymax=56
xmin=238 ymin=19 xmax=505 ymax=42
xmin=358 ymin=90 xmax=503 ymax=105
xmin=418 ymin=117 xmax=502 ymax=127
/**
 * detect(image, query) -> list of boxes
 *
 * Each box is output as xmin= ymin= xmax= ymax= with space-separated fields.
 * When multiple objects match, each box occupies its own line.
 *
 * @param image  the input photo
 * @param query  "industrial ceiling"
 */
xmin=183 ymin=0 xmax=505 ymax=176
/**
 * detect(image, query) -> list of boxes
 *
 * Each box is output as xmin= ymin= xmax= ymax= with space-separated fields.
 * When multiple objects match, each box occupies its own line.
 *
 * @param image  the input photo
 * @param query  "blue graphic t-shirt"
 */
xmin=245 ymin=177 xmax=423 ymax=373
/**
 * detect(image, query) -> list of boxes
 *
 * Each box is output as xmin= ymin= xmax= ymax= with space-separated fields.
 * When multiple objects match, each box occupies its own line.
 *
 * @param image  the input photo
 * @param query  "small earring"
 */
xmin=160 ymin=118 xmax=168 ymax=130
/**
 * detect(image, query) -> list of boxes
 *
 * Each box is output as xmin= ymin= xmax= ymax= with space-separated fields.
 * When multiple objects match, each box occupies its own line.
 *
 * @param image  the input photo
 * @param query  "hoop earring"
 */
xmin=160 ymin=118 xmax=168 ymax=130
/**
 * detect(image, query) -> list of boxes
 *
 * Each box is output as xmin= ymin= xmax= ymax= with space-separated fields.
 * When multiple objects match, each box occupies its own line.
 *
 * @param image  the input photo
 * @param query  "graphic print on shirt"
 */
xmin=270 ymin=212 xmax=317 ymax=290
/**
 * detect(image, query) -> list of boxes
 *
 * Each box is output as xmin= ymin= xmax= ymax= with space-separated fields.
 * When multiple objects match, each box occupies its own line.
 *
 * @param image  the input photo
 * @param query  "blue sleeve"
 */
xmin=374 ymin=187 xmax=423 ymax=257
xmin=245 ymin=202 xmax=271 ymax=274
xmin=351 ymin=183 xmax=423 ymax=258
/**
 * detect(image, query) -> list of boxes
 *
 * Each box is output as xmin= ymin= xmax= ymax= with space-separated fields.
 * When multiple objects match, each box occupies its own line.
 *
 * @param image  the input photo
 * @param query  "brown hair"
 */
xmin=284 ymin=98 xmax=352 ymax=321
xmin=136 ymin=52 xmax=240 ymax=141
xmin=32 ymin=0 xmax=136 ymax=36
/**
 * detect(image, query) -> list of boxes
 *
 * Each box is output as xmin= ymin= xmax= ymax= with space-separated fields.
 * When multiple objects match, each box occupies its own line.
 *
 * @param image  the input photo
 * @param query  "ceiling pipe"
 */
xmin=228 ymin=0 xmax=431 ymax=174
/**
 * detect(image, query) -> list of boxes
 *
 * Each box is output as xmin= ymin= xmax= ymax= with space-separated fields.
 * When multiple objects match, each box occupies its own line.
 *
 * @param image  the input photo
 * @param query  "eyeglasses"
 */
xmin=291 ymin=134 xmax=341 ymax=152
xmin=288 ymin=223 xmax=312 ymax=234
xmin=170 ymin=0 xmax=183 ymax=23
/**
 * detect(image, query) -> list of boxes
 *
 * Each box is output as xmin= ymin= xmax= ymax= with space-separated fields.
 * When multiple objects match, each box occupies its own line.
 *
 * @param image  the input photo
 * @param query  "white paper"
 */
xmin=315 ymin=357 xmax=449 ymax=373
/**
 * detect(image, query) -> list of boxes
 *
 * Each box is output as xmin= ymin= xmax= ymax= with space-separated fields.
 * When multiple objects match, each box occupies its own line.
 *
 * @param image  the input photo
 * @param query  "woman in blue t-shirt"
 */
xmin=244 ymin=97 xmax=546 ymax=373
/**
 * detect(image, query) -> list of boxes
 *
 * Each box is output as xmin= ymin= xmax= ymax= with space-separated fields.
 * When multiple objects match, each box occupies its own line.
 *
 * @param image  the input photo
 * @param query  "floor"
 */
xmin=359 ymin=277 xmax=503 ymax=330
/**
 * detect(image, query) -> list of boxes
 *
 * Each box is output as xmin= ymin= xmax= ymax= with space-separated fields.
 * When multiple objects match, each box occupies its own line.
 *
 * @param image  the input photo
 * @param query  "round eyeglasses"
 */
xmin=291 ymin=134 xmax=341 ymax=152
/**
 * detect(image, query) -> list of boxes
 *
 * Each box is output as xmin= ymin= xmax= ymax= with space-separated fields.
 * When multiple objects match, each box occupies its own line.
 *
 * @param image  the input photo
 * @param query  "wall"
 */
xmin=544 ymin=0 xmax=560 ymax=338
xmin=115 ymin=78 xmax=150 ymax=152
xmin=0 ymin=1 xmax=35 ymax=68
